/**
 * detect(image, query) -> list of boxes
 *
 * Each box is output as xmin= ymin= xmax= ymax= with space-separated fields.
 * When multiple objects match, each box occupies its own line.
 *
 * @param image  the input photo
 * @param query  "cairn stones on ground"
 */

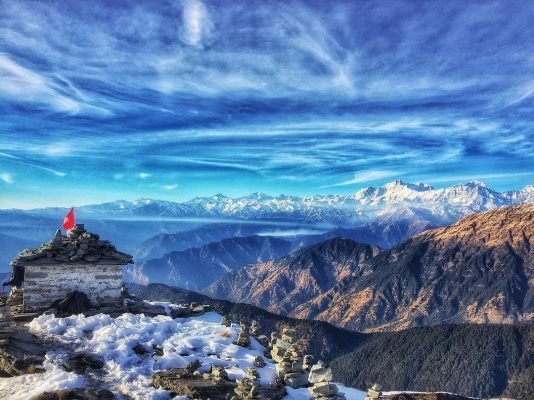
xmin=254 ymin=356 xmax=266 ymax=368
xmin=268 ymin=327 xmax=308 ymax=389
xmin=256 ymin=335 xmax=269 ymax=348
xmin=281 ymin=328 xmax=297 ymax=344
xmin=235 ymin=377 xmax=260 ymax=399
xmin=364 ymin=384 xmax=383 ymax=400
xmin=303 ymin=354 xmax=314 ymax=371
xmin=308 ymin=361 xmax=345 ymax=399
xmin=211 ymin=365 xmax=229 ymax=383
xmin=308 ymin=360 xmax=333 ymax=383
xmin=221 ymin=315 xmax=232 ymax=327
xmin=250 ymin=320 xmax=260 ymax=336
xmin=0 ymin=310 xmax=14 ymax=346
xmin=7 ymin=288 xmax=23 ymax=306
xmin=233 ymin=322 xmax=251 ymax=348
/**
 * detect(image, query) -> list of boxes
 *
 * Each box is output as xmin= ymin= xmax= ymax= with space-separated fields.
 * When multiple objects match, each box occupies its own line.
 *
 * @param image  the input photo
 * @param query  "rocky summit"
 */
xmin=208 ymin=204 xmax=534 ymax=332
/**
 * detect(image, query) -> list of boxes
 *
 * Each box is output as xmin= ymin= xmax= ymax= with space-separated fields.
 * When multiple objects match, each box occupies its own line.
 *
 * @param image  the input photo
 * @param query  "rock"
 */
xmin=308 ymin=361 xmax=333 ymax=384
xmin=303 ymin=355 xmax=314 ymax=371
xmin=251 ymin=320 xmax=260 ymax=336
xmin=50 ymin=291 xmax=92 ymax=317
xmin=52 ymin=229 xmax=63 ymax=245
xmin=133 ymin=344 xmax=148 ymax=355
xmin=365 ymin=383 xmax=383 ymax=400
xmin=285 ymin=371 xmax=308 ymax=389
xmin=254 ymin=356 xmax=266 ymax=368
xmin=309 ymin=381 xmax=338 ymax=397
xmin=221 ymin=315 xmax=232 ymax=327
xmin=30 ymin=388 xmax=115 ymax=400
xmin=233 ymin=323 xmax=251 ymax=348
xmin=256 ymin=335 xmax=269 ymax=348
xmin=63 ymin=353 xmax=104 ymax=374
xmin=281 ymin=328 xmax=297 ymax=344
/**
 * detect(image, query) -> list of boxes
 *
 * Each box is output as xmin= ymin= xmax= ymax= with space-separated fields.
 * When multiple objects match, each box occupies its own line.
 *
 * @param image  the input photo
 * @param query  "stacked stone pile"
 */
xmin=221 ymin=315 xmax=232 ymax=327
xmin=234 ymin=367 xmax=261 ymax=399
xmin=308 ymin=361 xmax=345 ymax=399
xmin=364 ymin=384 xmax=383 ymax=400
xmin=0 ymin=310 xmax=14 ymax=346
xmin=268 ymin=327 xmax=310 ymax=389
xmin=11 ymin=225 xmax=133 ymax=266
xmin=233 ymin=322 xmax=251 ymax=348
xmin=7 ymin=287 xmax=23 ymax=306
xmin=250 ymin=320 xmax=260 ymax=336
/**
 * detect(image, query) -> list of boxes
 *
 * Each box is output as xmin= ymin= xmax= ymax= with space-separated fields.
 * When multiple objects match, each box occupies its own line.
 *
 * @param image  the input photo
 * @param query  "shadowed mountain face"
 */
xmin=205 ymin=238 xmax=381 ymax=314
xmin=125 ymin=235 xmax=295 ymax=290
xmin=207 ymin=204 xmax=534 ymax=332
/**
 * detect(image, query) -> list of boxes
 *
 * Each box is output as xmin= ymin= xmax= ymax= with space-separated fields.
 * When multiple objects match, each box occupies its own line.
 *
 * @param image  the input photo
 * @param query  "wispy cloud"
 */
xmin=0 ymin=0 xmax=532 ymax=206
xmin=0 ymin=172 xmax=14 ymax=184
xmin=162 ymin=184 xmax=179 ymax=190
xmin=320 ymin=170 xmax=399 ymax=189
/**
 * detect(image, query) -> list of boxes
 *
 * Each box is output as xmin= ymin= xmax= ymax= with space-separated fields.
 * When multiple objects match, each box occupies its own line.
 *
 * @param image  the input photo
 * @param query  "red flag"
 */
xmin=63 ymin=208 xmax=75 ymax=230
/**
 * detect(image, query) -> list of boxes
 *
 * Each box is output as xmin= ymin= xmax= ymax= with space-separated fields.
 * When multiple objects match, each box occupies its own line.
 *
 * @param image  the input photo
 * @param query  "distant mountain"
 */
xmin=0 ymin=233 xmax=39 ymax=272
xmin=125 ymin=235 xmax=295 ymax=290
xmin=15 ymin=180 xmax=534 ymax=224
xmin=205 ymin=238 xmax=381 ymax=314
xmin=208 ymin=204 xmax=534 ymax=332
xmin=131 ymin=283 xmax=534 ymax=400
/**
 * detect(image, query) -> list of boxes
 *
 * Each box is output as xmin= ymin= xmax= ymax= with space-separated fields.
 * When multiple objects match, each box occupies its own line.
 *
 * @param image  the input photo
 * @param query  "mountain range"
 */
xmin=207 ymin=204 xmax=534 ymax=332
xmin=17 ymin=180 xmax=534 ymax=224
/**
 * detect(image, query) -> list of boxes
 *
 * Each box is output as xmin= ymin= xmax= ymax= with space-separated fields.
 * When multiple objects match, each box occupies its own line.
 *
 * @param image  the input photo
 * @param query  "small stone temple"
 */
xmin=7 ymin=224 xmax=133 ymax=312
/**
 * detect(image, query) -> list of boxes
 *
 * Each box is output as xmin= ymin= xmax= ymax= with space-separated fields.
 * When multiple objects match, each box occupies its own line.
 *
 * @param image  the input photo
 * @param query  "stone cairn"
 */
xmin=308 ymin=360 xmax=345 ymax=399
xmin=234 ymin=367 xmax=260 ymax=399
xmin=364 ymin=383 xmax=383 ymax=400
xmin=250 ymin=319 xmax=270 ymax=349
xmin=268 ymin=328 xmax=310 ymax=389
xmin=0 ymin=305 xmax=14 ymax=346
xmin=11 ymin=225 xmax=133 ymax=266
xmin=233 ymin=321 xmax=251 ymax=348
xmin=221 ymin=315 xmax=232 ymax=327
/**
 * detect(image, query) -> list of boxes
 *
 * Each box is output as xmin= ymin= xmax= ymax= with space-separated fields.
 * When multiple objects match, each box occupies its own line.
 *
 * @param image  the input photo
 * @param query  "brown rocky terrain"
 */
xmin=207 ymin=204 xmax=534 ymax=332
xmin=205 ymin=238 xmax=380 ymax=316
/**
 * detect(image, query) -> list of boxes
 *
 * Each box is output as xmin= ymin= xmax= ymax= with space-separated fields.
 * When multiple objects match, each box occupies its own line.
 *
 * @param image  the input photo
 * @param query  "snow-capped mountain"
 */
xmin=21 ymin=180 xmax=533 ymax=225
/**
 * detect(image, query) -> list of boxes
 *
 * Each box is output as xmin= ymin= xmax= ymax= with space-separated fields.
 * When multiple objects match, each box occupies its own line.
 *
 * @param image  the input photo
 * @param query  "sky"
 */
xmin=0 ymin=0 xmax=533 ymax=208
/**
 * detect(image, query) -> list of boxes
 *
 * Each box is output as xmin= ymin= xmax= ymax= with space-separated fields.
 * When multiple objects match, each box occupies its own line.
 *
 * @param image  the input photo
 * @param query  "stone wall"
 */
xmin=23 ymin=264 xmax=123 ymax=311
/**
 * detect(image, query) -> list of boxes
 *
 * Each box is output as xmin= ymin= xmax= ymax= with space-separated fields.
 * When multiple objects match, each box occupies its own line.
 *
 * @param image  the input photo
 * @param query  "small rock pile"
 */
xmin=250 ymin=320 xmax=260 ymax=336
xmin=364 ymin=383 xmax=383 ymax=400
xmin=268 ymin=328 xmax=310 ymax=389
xmin=234 ymin=367 xmax=260 ymax=399
xmin=6 ymin=287 xmax=23 ymax=307
xmin=233 ymin=322 xmax=251 ymax=348
xmin=221 ymin=315 xmax=232 ymax=327
xmin=0 ymin=310 xmax=14 ymax=346
xmin=11 ymin=225 xmax=133 ymax=266
xmin=169 ymin=302 xmax=211 ymax=318
xmin=308 ymin=361 xmax=345 ymax=399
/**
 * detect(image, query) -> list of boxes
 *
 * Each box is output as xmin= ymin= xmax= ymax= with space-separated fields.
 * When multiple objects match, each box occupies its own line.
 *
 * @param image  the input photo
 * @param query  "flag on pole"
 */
xmin=63 ymin=208 xmax=75 ymax=230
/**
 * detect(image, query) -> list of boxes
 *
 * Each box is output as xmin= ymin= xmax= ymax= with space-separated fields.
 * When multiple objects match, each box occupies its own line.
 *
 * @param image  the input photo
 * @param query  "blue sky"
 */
xmin=0 ymin=0 xmax=533 ymax=208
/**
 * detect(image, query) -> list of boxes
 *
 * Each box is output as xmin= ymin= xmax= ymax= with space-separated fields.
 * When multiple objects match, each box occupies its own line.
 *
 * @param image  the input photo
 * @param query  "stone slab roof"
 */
xmin=11 ymin=224 xmax=133 ymax=267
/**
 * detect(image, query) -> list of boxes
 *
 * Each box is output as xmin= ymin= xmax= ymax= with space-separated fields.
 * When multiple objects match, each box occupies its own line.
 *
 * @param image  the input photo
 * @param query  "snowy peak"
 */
xmin=20 ymin=180 xmax=534 ymax=225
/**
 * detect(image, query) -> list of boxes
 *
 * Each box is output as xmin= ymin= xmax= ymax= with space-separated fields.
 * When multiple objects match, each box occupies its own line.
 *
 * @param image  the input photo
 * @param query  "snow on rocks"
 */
xmin=0 ymin=306 xmax=368 ymax=399
xmin=25 ymin=311 xmax=277 ymax=399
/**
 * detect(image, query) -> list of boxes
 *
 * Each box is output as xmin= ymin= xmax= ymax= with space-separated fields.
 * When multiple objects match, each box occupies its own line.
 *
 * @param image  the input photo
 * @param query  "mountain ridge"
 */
xmin=207 ymin=204 xmax=534 ymax=332
xmin=8 ymin=180 xmax=534 ymax=224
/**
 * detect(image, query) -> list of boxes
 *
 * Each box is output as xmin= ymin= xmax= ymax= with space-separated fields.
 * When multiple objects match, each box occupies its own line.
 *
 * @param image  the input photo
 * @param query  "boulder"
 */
xmin=63 ymin=353 xmax=104 ymax=374
xmin=50 ymin=291 xmax=92 ymax=317
xmin=30 ymin=388 xmax=115 ymax=400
